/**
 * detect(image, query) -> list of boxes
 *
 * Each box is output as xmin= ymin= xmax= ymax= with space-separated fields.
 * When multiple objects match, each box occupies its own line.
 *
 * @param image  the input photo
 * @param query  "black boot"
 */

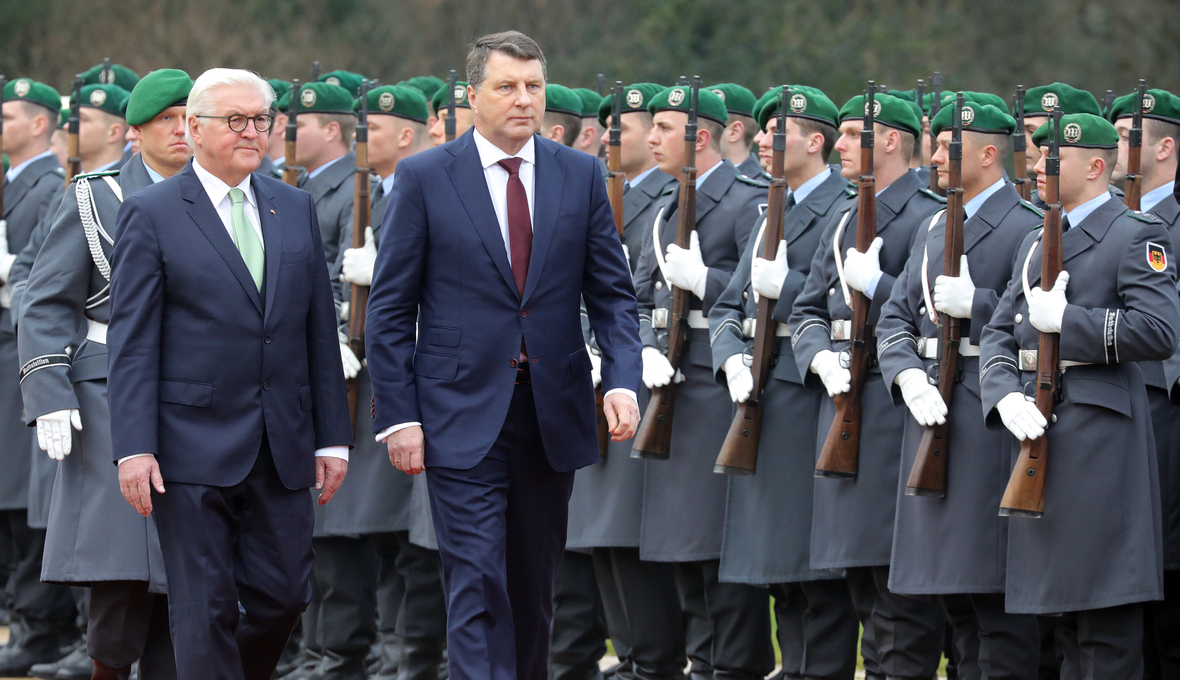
xmin=314 ymin=649 xmax=367 ymax=680
xmin=0 ymin=615 xmax=70 ymax=676
xmin=369 ymin=631 xmax=403 ymax=678
xmin=397 ymin=637 xmax=444 ymax=680
xmin=28 ymin=638 xmax=91 ymax=680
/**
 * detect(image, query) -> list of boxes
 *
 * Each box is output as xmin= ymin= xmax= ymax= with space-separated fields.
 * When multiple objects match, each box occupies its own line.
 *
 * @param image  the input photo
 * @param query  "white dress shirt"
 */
xmin=1141 ymin=180 xmax=1176 ymax=215
xmin=376 ymin=129 xmax=637 ymax=443
xmin=3 ymin=150 xmax=54 ymax=183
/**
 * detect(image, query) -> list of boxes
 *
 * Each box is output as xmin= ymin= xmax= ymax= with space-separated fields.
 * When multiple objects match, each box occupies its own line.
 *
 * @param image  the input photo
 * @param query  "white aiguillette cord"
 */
xmin=920 ymin=209 xmax=947 ymax=326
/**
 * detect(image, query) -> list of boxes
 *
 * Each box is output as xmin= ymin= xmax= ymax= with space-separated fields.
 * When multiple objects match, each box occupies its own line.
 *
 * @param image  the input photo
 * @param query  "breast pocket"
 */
xmin=556 ymin=213 xmax=584 ymax=231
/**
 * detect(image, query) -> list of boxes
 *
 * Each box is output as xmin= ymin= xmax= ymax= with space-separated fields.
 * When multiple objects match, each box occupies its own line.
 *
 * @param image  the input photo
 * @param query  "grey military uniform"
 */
xmin=878 ymin=184 xmax=1042 ymax=596
xmin=16 ymin=155 xmax=166 ymax=592
xmin=736 ymin=153 xmax=763 ymax=181
xmin=979 ymin=196 xmax=1180 ymax=614
xmin=300 ymin=150 xmax=357 ymax=290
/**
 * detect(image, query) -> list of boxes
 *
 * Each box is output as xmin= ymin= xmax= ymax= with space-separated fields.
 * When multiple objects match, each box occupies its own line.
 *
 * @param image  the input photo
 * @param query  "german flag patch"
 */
xmin=1148 ymin=242 xmax=1167 ymax=272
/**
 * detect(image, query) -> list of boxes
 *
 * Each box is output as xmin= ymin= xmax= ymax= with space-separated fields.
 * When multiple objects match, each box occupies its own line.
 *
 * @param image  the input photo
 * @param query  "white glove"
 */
xmin=723 ymin=353 xmax=753 ymax=403
xmin=810 ymin=349 xmax=851 ymax=397
xmin=36 ymin=409 xmax=82 ymax=461
xmin=1027 ymin=271 xmax=1069 ymax=334
xmin=996 ymin=392 xmax=1047 ymax=441
xmin=933 ymin=255 xmax=975 ymax=319
xmin=663 ymin=231 xmax=709 ymax=299
xmin=0 ymin=219 xmax=15 ymax=283
xmin=896 ymin=368 xmax=947 ymax=427
xmin=341 ymin=226 xmax=377 ymax=286
xmin=843 ymin=237 xmax=883 ymax=294
xmin=641 ymin=346 xmax=684 ymax=389
xmin=751 ymin=240 xmax=788 ymax=302
xmin=589 ymin=347 xmax=602 ymax=387
xmin=340 ymin=343 xmax=361 ymax=380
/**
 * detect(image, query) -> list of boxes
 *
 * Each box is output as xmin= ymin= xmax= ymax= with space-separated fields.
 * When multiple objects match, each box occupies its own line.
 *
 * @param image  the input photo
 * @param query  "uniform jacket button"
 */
xmin=828 ymin=288 xmax=835 ymax=297
xmin=655 ymin=281 xmax=664 ymax=290
xmin=1015 ymin=313 xmax=1023 ymax=324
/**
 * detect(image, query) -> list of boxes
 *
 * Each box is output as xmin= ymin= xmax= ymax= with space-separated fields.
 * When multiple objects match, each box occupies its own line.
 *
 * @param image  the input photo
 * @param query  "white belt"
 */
xmin=1018 ymin=350 xmax=1091 ymax=371
xmin=651 ymin=309 xmax=709 ymax=330
xmin=830 ymin=319 xmax=877 ymax=341
xmin=917 ymin=338 xmax=981 ymax=359
xmin=741 ymin=318 xmax=791 ymax=338
xmin=87 ymin=319 xmax=108 ymax=345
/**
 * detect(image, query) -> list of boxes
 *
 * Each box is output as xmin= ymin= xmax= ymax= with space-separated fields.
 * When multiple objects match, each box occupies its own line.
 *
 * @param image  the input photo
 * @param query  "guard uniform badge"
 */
xmin=1147 ymin=242 xmax=1167 ymax=272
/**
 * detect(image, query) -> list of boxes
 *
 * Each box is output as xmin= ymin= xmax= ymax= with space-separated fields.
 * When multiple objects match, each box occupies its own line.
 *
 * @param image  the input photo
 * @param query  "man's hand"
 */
xmin=843 ymin=237 xmax=883 ymax=294
xmin=751 ymin=240 xmax=788 ymax=302
xmin=0 ymin=219 xmax=15 ymax=283
xmin=1028 ymin=271 xmax=1069 ymax=334
xmin=810 ymin=349 xmax=851 ymax=397
xmin=119 ymin=455 xmax=164 ymax=517
xmin=896 ymin=368 xmax=947 ymax=426
xmin=315 ymin=457 xmax=349 ymax=505
xmin=341 ymin=226 xmax=378 ymax=286
xmin=340 ymin=343 xmax=361 ymax=380
xmin=933 ymin=255 xmax=976 ymax=319
xmin=641 ymin=346 xmax=684 ymax=389
xmin=36 ymin=409 xmax=82 ymax=461
xmin=602 ymin=392 xmax=639 ymax=441
xmin=996 ymin=392 xmax=1048 ymax=441
xmin=589 ymin=346 xmax=602 ymax=388
xmin=663 ymin=231 xmax=709 ymax=299
xmin=387 ymin=425 xmax=426 ymax=475
xmin=723 ymin=353 xmax=753 ymax=403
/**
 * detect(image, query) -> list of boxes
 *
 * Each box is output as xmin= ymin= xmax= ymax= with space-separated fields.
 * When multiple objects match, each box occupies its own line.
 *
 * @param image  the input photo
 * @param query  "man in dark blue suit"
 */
xmin=106 ymin=68 xmax=353 ymax=680
xmin=366 ymin=31 xmax=643 ymax=680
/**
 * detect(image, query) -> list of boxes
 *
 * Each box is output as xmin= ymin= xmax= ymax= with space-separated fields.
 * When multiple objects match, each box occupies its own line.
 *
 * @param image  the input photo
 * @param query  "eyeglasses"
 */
xmin=196 ymin=114 xmax=274 ymax=133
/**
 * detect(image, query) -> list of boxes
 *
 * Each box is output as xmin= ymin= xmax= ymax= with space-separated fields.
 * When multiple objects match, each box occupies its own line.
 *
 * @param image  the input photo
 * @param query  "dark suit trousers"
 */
xmin=771 ymin=579 xmax=860 ymax=680
xmin=939 ymin=593 xmax=1038 ymax=680
xmin=550 ymin=550 xmax=608 ymax=680
xmin=1055 ymin=604 xmax=1144 ymax=680
xmin=0 ymin=509 xmax=76 ymax=625
xmin=310 ymin=535 xmax=379 ymax=654
xmin=88 ymin=580 xmax=176 ymax=678
xmin=152 ymin=437 xmax=314 ymax=680
xmin=672 ymin=560 xmax=775 ymax=680
xmin=1145 ymin=570 xmax=1180 ymax=679
xmin=426 ymin=379 xmax=575 ymax=680
xmin=390 ymin=530 xmax=447 ymax=640
xmin=591 ymin=547 xmax=686 ymax=680
xmin=844 ymin=566 xmax=943 ymax=680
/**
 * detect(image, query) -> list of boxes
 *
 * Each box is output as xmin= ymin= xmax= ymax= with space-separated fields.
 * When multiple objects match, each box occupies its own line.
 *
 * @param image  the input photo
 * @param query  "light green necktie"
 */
xmin=228 ymin=187 xmax=264 ymax=291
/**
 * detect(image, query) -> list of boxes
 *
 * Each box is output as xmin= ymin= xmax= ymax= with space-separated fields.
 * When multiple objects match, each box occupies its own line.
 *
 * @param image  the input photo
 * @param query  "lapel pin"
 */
xmin=270 ymin=209 xmax=276 ymax=215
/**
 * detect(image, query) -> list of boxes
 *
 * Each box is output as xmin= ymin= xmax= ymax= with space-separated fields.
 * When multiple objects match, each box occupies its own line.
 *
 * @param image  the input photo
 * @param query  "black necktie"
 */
xmin=1061 ymin=215 xmax=1071 ymax=233
xmin=623 ymin=181 xmax=631 ymax=195
xmin=371 ymin=181 xmax=385 ymax=205
xmin=784 ymin=193 xmax=796 ymax=212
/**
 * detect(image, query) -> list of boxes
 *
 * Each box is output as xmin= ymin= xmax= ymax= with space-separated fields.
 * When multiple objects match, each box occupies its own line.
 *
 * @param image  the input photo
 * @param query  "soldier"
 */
xmin=539 ymin=84 xmax=584 ymax=148
xmin=708 ymin=86 xmax=862 ymax=680
xmin=876 ymin=100 xmax=1045 ymax=679
xmin=707 ymin=83 xmax=761 ymax=178
xmin=335 ymin=84 xmax=449 ymax=680
xmin=400 ymin=76 xmax=446 ymax=133
xmin=261 ymin=79 xmax=292 ymax=178
xmin=17 ymin=68 xmax=195 ymax=680
xmin=80 ymin=62 xmax=140 ymax=167
xmin=319 ymin=70 xmax=366 ymax=97
xmin=50 ymin=107 xmax=69 ymax=170
xmin=1014 ymin=84 xmax=1102 ymax=203
xmin=573 ymin=88 xmax=605 ymax=158
xmin=0 ymin=76 xmax=77 ymax=677
xmin=427 ymin=81 xmax=474 ymax=148
xmin=295 ymin=81 xmax=359 ymax=273
xmin=788 ymin=92 xmax=947 ymax=680
xmin=979 ymin=113 xmax=1180 ymax=680
xmin=1107 ymin=88 xmax=1180 ymax=678
xmin=633 ymin=85 xmax=772 ymax=680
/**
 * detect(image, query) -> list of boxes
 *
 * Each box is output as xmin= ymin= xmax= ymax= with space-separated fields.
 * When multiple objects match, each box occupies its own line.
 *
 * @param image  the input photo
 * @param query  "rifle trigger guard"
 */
xmin=838 ymin=349 xmax=851 ymax=369
xmin=742 ymin=348 xmax=754 ymax=368
xmin=926 ymin=363 xmax=939 ymax=385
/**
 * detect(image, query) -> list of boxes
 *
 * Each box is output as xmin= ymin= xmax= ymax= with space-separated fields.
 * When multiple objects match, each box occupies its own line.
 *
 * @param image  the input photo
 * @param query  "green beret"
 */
xmin=80 ymin=63 xmax=140 ymax=92
xmin=73 ymin=84 xmax=130 ymax=118
xmin=839 ymin=93 xmax=921 ymax=138
xmin=1020 ymin=83 xmax=1101 ymax=118
xmin=572 ymin=88 xmax=603 ymax=118
xmin=59 ymin=107 xmax=69 ymax=128
xmin=705 ymin=83 xmax=756 ymax=118
xmin=267 ymin=79 xmax=292 ymax=104
xmin=356 ymin=84 xmax=428 ymax=124
xmin=544 ymin=84 xmax=583 ymax=117
xmin=431 ymin=81 xmax=471 ymax=116
xmin=1108 ymin=88 xmax=1180 ymax=126
xmin=2 ymin=154 xmax=7 ymax=174
xmin=959 ymin=91 xmax=1008 ymax=111
xmin=296 ymin=82 xmax=355 ymax=115
xmin=648 ymin=85 xmax=728 ymax=126
xmin=903 ymin=99 xmax=925 ymax=126
xmin=596 ymin=83 xmax=664 ymax=128
xmin=126 ymin=69 xmax=192 ymax=126
xmin=405 ymin=76 xmax=445 ymax=99
xmin=931 ymin=101 xmax=1016 ymax=137
xmin=1031 ymin=113 xmax=1119 ymax=149
xmin=887 ymin=89 xmax=917 ymax=103
xmin=756 ymin=86 xmax=839 ymax=131
xmin=3 ymin=78 xmax=62 ymax=115
xmin=274 ymin=90 xmax=291 ymax=114
xmin=318 ymin=70 xmax=366 ymax=97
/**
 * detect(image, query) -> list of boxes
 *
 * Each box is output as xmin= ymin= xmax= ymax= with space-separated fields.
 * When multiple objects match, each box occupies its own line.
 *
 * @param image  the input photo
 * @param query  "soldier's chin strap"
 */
xmin=919 ymin=209 xmax=948 ymax=326
xmin=831 ymin=209 xmax=855 ymax=307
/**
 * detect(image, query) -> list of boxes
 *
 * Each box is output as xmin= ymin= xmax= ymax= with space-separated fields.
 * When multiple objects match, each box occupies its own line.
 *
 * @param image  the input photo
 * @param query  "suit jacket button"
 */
xmin=509 ymin=359 xmax=518 ymax=368
xmin=520 ymin=310 xmax=529 ymax=317
xmin=264 ymin=336 xmax=272 ymax=344
xmin=262 ymin=381 xmax=270 ymax=390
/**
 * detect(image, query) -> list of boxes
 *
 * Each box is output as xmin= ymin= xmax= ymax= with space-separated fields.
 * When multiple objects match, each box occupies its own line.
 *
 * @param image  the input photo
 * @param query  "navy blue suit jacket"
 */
xmin=366 ymin=129 xmax=642 ymax=472
xmin=107 ymin=162 xmax=352 ymax=489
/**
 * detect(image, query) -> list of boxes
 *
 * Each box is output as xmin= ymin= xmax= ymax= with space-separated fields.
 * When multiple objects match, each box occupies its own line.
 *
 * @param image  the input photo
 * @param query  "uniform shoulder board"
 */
xmin=759 ymin=170 xmax=773 ymax=181
xmin=1129 ymin=210 xmax=1163 ymax=224
xmin=53 ymin=167 xmax=66 ymax=177
xmin=735 ymin=173 xmax=770 ymax=189
xmin=660 ymin=186 xmax=676 ymax=197
xmin=1017 ymin=198 xmax=1044 ymax=217
xmin=919 ymin=187 xmax=948 ymax=203
xmin=71 ymin=169 xmax=121 ymax=183
xmin=843 ymin=187 xmax=858 ymax=198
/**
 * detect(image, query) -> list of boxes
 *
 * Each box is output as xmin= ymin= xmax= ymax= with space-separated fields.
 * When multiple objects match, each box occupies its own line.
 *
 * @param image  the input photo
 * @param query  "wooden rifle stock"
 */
xmin=283 ymin=79 xmax=301 ymax=187
xmin=1124 ymin=79 xmax=1146 ymax=210
xmin=632 ymin=78 xmax=700 ymax=460
xmin=446 ymin=70 xmax=457 ymax=143
xmin=907 ymin=94 xmax=966 ymax=497
xmin=816 ymin=82 xmax=878 ymax=479
xmin=66 ymin=76 xmax=83 ymax=189
xmin=715 ymin=86 xmax=790 ymax=476
xmin=346 ymin=79 xmax=372 ymax=434
xmin=1000 ymin=109 xmax=1063 ymax=518
xmin=1013 ymin=86 xmax=1031 ymax=201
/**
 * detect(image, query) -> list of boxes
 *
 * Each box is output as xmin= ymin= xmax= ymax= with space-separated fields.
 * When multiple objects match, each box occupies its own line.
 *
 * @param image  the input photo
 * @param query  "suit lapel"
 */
xmin=255 ymin=179 xmax=282 ymax=324
xmin=180 ymin=164 xmax=262 ymax=314
xmin=445 ymin=131 xmax=519 ymax=299
xmin=522 ymin=137 xmax=566 ymax=305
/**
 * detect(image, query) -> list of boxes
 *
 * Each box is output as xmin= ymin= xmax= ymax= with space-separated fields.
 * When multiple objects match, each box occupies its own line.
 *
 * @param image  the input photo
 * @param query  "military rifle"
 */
xmin=1103 ymin=89 xmax=1115 ymax=119
xmin=714 ymin=86 xmax=791 ymax=475
xmin=1013 ymin=86 xmax=1030 ymax=201
xmin=999 ymin=108 xmax=1063 ymax=519
xmin=815 ymin=81 xmax=878 ymax=479
xmin=1124 ymin=79 xmax=1146 ymax=210
xmin=906 ymin=93 xmax=966 ymax=497
xmin=632 ymin=77 xmax=700 ymax=460
xmin=597 ymin=74 xmax=606 ymax=97
xmin=929 ymin=72 xmax=944 ymax=196
xmin=311 ymin=61 xmax=321 ymax=83
xmin=446 ymin=70 xmax=457 ymax=143
xmin=345 ymin=79 xmax=372 ymax=433
xmin=65 ymin=76 xmax=83 ymax=189
xmin=282 ymin=79 xmax=301 ymax=187
xmin=101 ymin=58 xmax=112 ymax=84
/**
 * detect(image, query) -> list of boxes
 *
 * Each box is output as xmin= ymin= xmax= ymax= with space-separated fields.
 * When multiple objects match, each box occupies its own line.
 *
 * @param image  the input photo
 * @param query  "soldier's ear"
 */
xmin=1156 ymin=135 xmax=1175 ymax=164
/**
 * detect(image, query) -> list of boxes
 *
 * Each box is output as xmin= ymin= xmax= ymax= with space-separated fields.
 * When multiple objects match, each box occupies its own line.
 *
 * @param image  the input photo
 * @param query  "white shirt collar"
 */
xmin=628 ymin=165 xmax=658 ymax=189
xmin=695 ymin=158 xmax=723 ymax=186
xmin=473 ymin=128 xmax=536 ymax=169
xmin=964 ymin=178 xmax=1007 ymax=220
xmin=1063 ymin=191 xmax=1114 ymax=229
xmin=307 ymin=152 xmax=347 ymax=180
xmin=1141 ymin=180 xmax=1176 ymax=215
xmin=381 ymin=172 xmax=396 ymax=196
xmin=271 ymin=155 xmax=285 ymax=167
xmin=142 ymin=157 xmax=167 ymax=184
xmin=5 ymin=149 xmax=54 ymax=183
xmin=192 ymin=157 xmax=256 ymax=210
xmin=791 ymin=166 xmax=832 ymax=206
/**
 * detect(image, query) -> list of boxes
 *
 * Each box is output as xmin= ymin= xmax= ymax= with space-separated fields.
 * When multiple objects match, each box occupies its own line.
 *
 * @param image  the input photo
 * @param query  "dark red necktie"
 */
xmin=498 ymin=157 xmax=532 ymax=295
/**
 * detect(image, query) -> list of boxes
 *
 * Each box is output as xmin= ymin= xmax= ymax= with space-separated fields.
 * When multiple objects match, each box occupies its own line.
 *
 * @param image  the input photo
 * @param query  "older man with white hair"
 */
xmin=106 ymin=68 xmax=353 ymax=680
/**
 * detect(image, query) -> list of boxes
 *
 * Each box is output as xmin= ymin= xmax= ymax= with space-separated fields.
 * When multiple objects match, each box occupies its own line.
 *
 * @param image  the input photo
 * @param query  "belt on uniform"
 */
xmin=652 ymin=308 xmax=709 ymax=330
xmin=917 ymin=337 xmax=981 ymax=359
xmin=741 ymin=318 xmax=791 ymax=339
xmin=87 ymin=319 xmax=108 ymax=345
xmin=829 ymin=319 xmax=877 ymax=341
xmin=1018 ymin=349 xmax=1091 ymax=371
